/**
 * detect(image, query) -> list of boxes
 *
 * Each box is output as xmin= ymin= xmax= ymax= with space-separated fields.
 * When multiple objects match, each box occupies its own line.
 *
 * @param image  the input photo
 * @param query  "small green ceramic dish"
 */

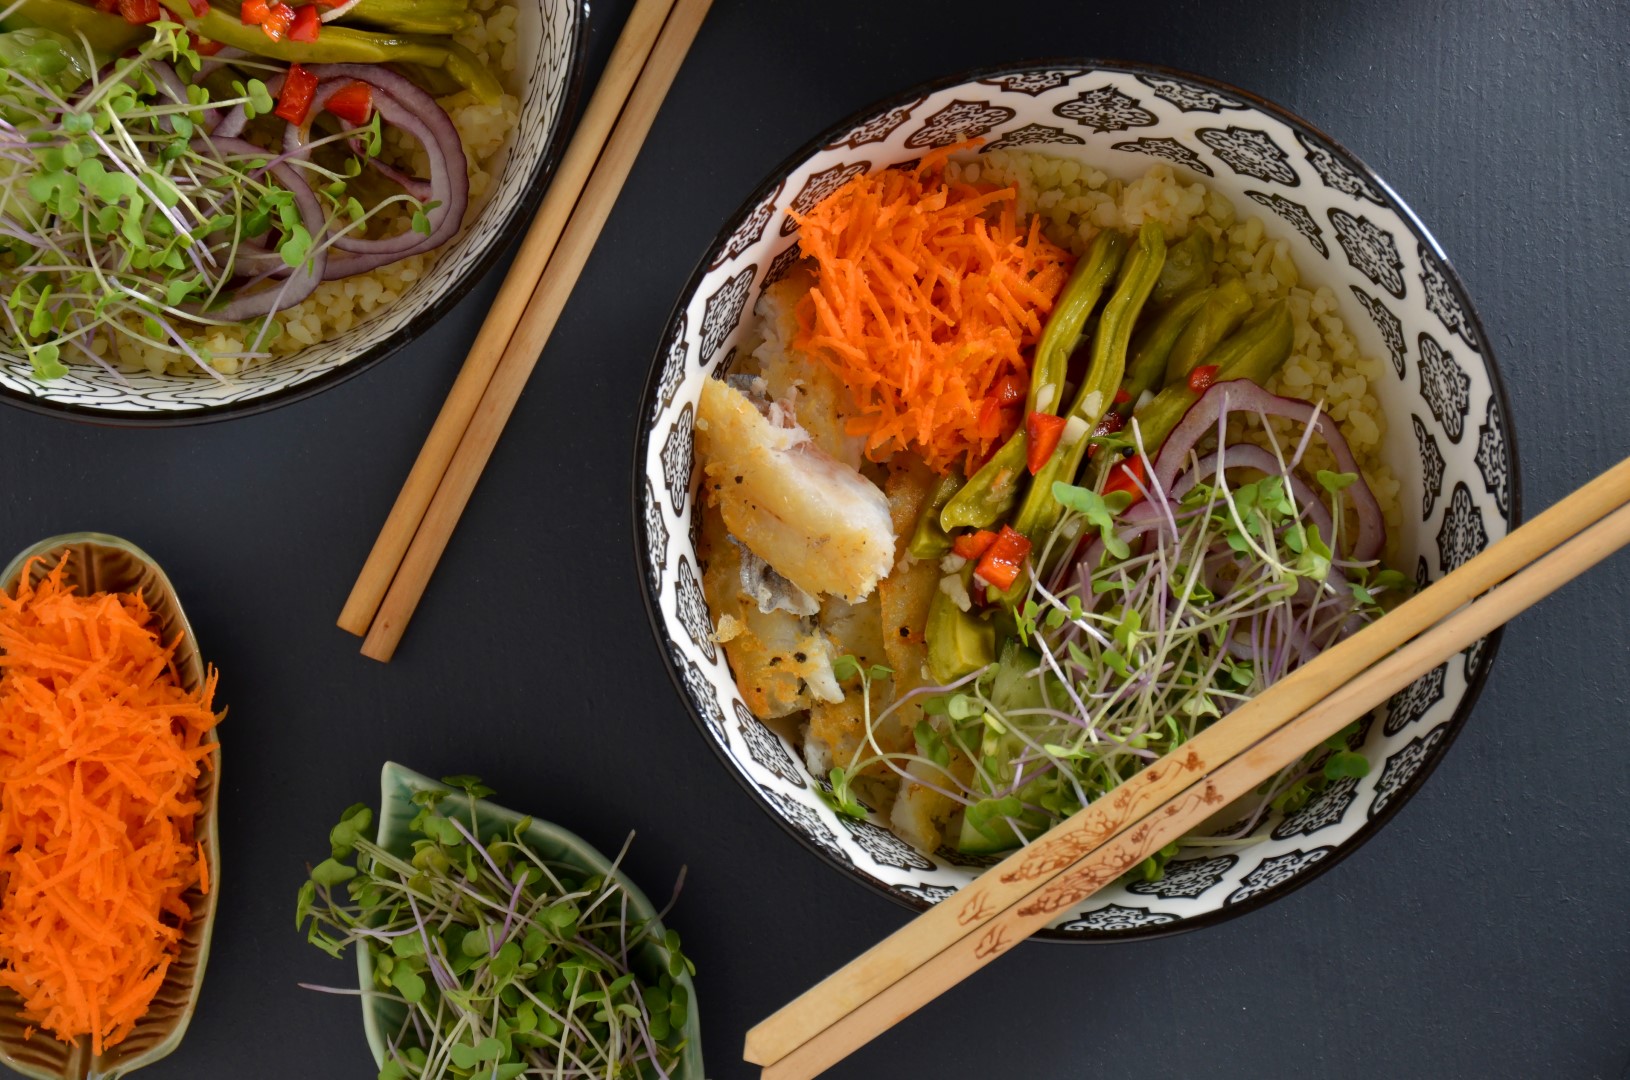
xmin=359 ymin=763 xmax=705 ymax=1078
xmin=0 ymin=533 xmax=221 ymax=1080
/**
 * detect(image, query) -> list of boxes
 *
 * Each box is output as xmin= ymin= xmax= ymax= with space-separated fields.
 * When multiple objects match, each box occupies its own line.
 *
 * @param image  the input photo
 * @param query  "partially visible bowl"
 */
xmin=0 ymin=533 xmax=219 ymax=1079
xmin=358 ymin=764 xmax=705 ymax=1077
xmin=0 ymin=1 xmax=587 ymax=425
xmin=635 ymin=62 xmax=1520 ymax=939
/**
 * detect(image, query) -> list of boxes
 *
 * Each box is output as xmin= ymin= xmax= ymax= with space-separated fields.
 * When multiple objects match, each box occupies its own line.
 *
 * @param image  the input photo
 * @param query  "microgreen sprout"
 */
xmin=296 ymin=779 xmax=694 ymax=1079
xmin=838 ymin=400 xmax=1408 ymax=875
xmin=0 ymin=22 xmax=426 ymax=379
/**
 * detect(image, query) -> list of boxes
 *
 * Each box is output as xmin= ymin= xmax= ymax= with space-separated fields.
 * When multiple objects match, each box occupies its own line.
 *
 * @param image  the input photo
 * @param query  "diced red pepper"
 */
xmin=117 ymin=0 xmax=162 ymax=23
xmin=274 ymin=62 xmax=319 ymax=125
xmin=324 ymin=81 xmax=374 ymax=126
xmin=1113 ymin=387 xmax=1132 ymax=406
xmin=288 ymin=3 xmax=321 ymax=41
xmin=993 ymin=374 xmax=1026 ymax=408
xmin=1025 ymin=411 xmax=1066 ymax=475
xmin=1102 ymin=456 xmax=1149 ymax=504
xmin=974 ymin=525 xmax=1032 ymax=591
xmin=190 ymin=32 xmax=224 ymax=55
xmin=262 ymin=1 xmax=295 ymax=39
xmin=187 ymin=0 xmax=210 ymax=16
xmin=951 ymin=529 xmax=999 ymax=561
xmin=1187 ymin=364 xmax=1220 ymax=394
xmin=240 ymin=0 xmax=268 ymax=23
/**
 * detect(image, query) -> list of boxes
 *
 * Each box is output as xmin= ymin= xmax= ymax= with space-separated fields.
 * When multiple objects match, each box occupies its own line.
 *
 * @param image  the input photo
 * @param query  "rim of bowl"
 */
xmin=0 ymin=2 xmax=592 ymax=429
xmin=632 ymin=58 xmax=1523 ymax=942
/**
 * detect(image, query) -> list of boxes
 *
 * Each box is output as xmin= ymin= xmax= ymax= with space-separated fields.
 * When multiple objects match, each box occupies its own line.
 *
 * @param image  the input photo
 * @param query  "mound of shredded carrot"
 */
xmin=793 ymin=141 xmax=1074 ymax=474
xmin=0 ymin=558 xmax=219 ymax=1055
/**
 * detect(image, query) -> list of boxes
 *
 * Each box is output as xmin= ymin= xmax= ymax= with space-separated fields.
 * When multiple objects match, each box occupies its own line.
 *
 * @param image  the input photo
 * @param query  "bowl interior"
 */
xmin=357 ymin=764 xmax=704 ymax=1077
xmin=638 ymin=63 xmax=1517 ymax=939
xmin=0 ymin=533 xmax=219 ymax=1079
xmin=0 ymin=0 xmax=585 ymax=423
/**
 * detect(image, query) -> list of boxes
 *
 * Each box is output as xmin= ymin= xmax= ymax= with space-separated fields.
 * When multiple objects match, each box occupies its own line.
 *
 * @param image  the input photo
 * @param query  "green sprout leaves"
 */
xmin=295 ymin=783 xmax=693 ymax=1079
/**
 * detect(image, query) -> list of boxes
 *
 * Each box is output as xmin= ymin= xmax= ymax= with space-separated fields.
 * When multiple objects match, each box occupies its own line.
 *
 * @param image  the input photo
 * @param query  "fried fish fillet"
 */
xmin=696 ymin=377 xmax=894 ymax=604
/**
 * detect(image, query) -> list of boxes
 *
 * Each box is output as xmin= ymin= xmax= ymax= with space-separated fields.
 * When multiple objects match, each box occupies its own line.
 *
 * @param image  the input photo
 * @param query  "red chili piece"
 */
xmin=117 ymin=0 xmax=161 ymax=23
xmin=274 ymin=62 xmax=320 ymax=125
xmin=1102 ymin=456 xmax=1149 ymax=504
xmin=1025 ymin=411 xmax=1066 ymax=475
xmin=974 ymin=525 xmax=1032 ymax=591
xmin=1187 ymin=364 xmax=1220 ymax=394
xmin=951 ymin=530 xmax=999 ymax=561
xmin=994 ymin=374 xmax=1026 ymax=408
xmin=323 ymin=81 xmax=374 ymax=126
xmin=288 ymin=3 xmax=321 ymax=41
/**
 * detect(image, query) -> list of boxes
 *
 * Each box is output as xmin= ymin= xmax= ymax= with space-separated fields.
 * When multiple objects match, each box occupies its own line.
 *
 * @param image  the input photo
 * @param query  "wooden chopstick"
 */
xmin=760 ymin=496 xmax=1630 ymax=1080
xmin=337 ymin=0 xmax=683 ymax=638
xmin=357 ymin=0 xmax=713 ymax=661
xmin=747 ymin=452 xmax=1630 ymax=1076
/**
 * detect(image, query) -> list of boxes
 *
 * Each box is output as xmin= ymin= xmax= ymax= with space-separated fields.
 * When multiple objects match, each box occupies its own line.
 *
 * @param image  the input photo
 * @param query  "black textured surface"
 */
xmin=2 ymin=1 xmax=1627 ymax=1077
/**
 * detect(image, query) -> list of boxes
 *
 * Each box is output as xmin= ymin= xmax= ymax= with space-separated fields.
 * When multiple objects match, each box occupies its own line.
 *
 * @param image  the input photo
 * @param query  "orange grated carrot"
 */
xmin=792 ymin=141 xmax=1074 ymax=474
xmin=0 ymin=556 xmax=220 ymax=1055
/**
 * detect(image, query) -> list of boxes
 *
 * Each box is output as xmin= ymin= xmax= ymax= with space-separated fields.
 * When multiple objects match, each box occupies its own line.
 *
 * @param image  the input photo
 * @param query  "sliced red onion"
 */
xmin=191 ymin=135 xmax=327 ymax=321
xmin=351 ymin=138 xmax=435 ymax=201
xmin=283 ymin=65 xmax=468 ymax=279
xmin=1152 ymin=380 xmax=1385 ymax=562
xmin=212 ymin=103 xmax=248 ymax=138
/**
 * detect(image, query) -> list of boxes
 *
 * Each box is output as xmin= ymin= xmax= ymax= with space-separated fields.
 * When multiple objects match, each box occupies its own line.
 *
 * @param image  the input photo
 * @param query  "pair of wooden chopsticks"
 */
xmin=746 ymin=452 xmax=1630 ymax=1078
xmin=337 ymin=0 xmax=713 ymax=660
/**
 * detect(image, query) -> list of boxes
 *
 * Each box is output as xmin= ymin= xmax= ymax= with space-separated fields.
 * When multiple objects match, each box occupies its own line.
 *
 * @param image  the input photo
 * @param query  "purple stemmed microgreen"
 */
xmin=295 ymin=779 xmax=693 ymax=1079
xmin=825 ymin=395 xmax=1409 ymax=876
xmin=1 ymin=21 xmax=424 ymax=381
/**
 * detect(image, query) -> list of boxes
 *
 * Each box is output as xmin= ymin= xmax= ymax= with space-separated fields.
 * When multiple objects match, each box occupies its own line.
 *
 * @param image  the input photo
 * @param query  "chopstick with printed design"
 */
xmin=745 ymin=453 xmax=1630 ymax=1078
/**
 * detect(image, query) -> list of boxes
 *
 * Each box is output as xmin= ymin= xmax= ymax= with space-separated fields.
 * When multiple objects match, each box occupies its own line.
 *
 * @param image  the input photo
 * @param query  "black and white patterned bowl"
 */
xmin=0 ymin=1 xmax=587 ymax=426
xmin=635 ymin=63 xmax=1520 ymax=939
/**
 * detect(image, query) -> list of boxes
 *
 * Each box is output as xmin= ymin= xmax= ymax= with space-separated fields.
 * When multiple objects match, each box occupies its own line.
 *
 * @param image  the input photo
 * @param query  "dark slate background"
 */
xmin=2 ymin=1 xmax=1627 ymax=1077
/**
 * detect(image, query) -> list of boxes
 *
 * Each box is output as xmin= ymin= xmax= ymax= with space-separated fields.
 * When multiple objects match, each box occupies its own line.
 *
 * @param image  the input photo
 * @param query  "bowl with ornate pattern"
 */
xmin=635 ymin=62 xmax=1519 ymax=939
xmin=0 ymin=0 xmax=586 ymax=425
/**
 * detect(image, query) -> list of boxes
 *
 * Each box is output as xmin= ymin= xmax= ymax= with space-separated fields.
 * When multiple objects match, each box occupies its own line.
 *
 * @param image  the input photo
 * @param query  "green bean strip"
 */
xmin=347 ymin=0 xmax=479 ymax=35
xmin=1151 ymin=228 xmax=1213 ymax=307
xmin=1119 ymin=286 xmax=1212 ymax=415
xmin=908 ymin=472 xmax=964 ymax=560
xmin=1025 ymin=229 xmax=1127 ymax=417
xmin=1009 ymin=221 xmax=1166 ymax=543
xmin=937 ymin=231 xmax=1126 ymax=532
xmin=149 ymin=0 xmax=504 ymax=102
xmin=941 ymin=436 xmax=1027 ymax=530
xmin=1130 ymin=298 xmax=1294 ymax=455
xmin=1163 ymin=276 xmax=1251 ymax=386
xmin=1 ymin=0 xmax=147 ymax=56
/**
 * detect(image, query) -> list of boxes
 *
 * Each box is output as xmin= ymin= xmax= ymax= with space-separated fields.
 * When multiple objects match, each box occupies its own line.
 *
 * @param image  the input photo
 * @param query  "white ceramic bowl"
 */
xmin=636 ymin=63 xmax=1519 ymax=939
xmin=0 ymin=2 xmax=586 ymax=425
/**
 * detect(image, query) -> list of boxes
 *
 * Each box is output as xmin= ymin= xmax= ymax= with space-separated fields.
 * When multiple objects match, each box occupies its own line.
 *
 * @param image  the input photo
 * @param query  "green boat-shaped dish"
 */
xmin=361 ymin=763 xmax=705 ymax=1077
xmin=0 ymin=533 xmax=221 ymax=1080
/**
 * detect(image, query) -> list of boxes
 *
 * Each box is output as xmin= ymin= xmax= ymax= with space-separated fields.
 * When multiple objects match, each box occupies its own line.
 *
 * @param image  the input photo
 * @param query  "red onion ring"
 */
xmin=1152 ymin=380 xmax=1385 ymax=561
xmin=281 ymin=65 xmax=468 ymax=279
xmin=190 ymin=135 xmax=327 ymax=321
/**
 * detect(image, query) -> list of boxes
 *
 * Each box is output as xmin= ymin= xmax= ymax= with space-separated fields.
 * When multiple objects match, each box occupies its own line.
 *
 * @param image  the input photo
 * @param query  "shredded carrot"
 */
xmin=0 ymin=557 xmax=219 ymax=1054
xmin=793 ymin=141 xmax=1074 ymax=474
